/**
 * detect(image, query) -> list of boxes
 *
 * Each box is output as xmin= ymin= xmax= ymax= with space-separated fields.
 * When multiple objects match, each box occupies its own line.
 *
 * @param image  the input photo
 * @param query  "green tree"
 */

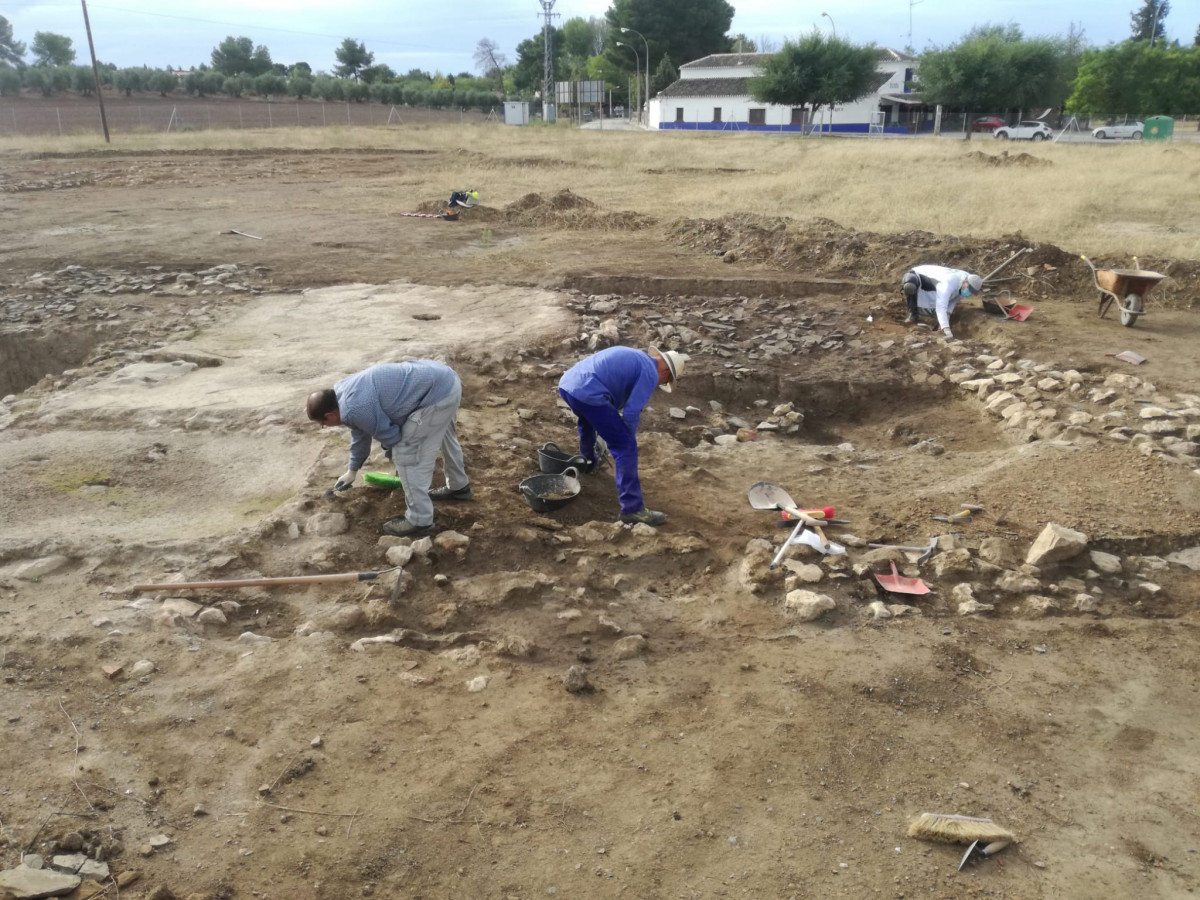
xmin=0 ymin=15 xmax=25 ymax=66
xmin=313 ymin=74 xmax=345 ymax=101
xmin=49 ymin=65 xmax=71 ymax=92
xmin=513 ymin=28 xmax=565 ymax=93
xmin=730 ymin=33 xmax=757 ymax=52
xmin=288 ymin=73 xmax=314 ymax=99
xmin=23 ymin=66 xmax=49 ymax=95
xmin=562 ymin=17 xmax=597 ymax=78
xmin=71 ymin=64 xmax=94 ymax=95
xmin=115 ymin=67 xmax=145 ymax=96
xmin=334 ymin=38 xmax=373 ymax=80
xmin=211 ymin=36 xmax=272 ymax=77
xmin=1130 ymin=0 xmax=1169 ymax=43
xmin=359 ymin=63 xmax=395 ymax=84
xmin=1068 ymin=41 xmax=1199 ymax=114
xmin=148 ymin=70 xmax=177 ymax=96
xmin=0 ymin=64 xmax=19 ymax=95
xmin=291 ymin=62 xmax=312 ymax=77
xmin=253 ymin=73 xmax=287 ymax=97
xmin=31 ymin=31 xmax=75 ymax=67
xmin=652 ymin=52 xmax=678 ymax=94
xmin=184 ymin=69 xmax=222 ymax=97
xmin=750 ymin=32 xmax=879 ymax=132
xmin=604 ymin=0 xmax=734 ymax=79
xmin=1048 ymin=22 xmax=1089 ymax=112
xmin=917 ymin=24 xmax=1066 ymax=138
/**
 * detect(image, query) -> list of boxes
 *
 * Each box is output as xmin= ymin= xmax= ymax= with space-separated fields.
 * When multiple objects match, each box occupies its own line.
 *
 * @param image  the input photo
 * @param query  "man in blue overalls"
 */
xmin=558 ymin=347 xmax=688 ymax=527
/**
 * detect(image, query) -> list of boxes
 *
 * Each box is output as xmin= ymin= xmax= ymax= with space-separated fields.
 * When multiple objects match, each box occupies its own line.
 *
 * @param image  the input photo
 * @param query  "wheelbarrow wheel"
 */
xmin=1119 ymin=293 xmax=1142 ymax=327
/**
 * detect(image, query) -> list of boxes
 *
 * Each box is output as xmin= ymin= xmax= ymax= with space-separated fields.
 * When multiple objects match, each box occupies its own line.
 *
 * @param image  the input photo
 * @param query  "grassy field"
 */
xmin=3 ymin=123 xmax=1198 ymax=259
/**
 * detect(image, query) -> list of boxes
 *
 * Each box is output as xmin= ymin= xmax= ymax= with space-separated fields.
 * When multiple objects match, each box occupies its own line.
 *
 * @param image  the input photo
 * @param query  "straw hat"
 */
xmin=654 ymin=349 xmax=689 ymax=392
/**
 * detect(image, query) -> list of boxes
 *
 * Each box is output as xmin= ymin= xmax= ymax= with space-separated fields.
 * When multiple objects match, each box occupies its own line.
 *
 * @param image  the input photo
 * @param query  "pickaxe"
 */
xmin=867 ymin=537 xmax=938 ymax=564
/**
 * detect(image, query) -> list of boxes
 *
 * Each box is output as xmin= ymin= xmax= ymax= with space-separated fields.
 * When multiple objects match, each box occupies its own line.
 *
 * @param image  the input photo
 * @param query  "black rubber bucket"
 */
xmin=537 ymin=441 xmax=588 ymax=475
xmin=519 ymin=466 xmax=581 ymax=513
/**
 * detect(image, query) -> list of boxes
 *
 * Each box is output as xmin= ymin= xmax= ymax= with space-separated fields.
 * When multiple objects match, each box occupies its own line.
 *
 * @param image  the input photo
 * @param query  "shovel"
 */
xmin=749 ymin=482 xmax=837 ymax=566
xmin=873 ymin=561 xmax=930 ymax=596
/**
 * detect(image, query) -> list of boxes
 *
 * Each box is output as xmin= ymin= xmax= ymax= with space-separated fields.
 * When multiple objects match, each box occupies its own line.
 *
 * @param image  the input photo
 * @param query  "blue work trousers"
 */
xmin=558 ymin=388 xmax=643 ymax=515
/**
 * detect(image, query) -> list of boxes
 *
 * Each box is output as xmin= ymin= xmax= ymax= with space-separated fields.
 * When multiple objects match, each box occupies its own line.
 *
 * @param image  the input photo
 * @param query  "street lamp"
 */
xmin=1149 ymin=0 xmax=1163 ymax=47
xmin=821 ymin=12 xmax=837 ymax=38
xmin=615 ymin=41 xmax=640 ymax=123
xmin=620 ymin=26 xmax=650 ymax=125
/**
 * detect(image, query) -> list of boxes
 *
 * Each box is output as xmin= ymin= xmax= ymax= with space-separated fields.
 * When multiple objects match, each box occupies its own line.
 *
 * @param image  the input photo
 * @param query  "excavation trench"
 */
xmin=0 ymin=328 xmax=111 ymax=397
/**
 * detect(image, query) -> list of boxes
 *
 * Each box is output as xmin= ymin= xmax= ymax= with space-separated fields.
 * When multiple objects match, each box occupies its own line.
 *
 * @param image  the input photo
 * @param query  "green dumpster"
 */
xmin=1144 ymin=116 xmax=1174 ymax=141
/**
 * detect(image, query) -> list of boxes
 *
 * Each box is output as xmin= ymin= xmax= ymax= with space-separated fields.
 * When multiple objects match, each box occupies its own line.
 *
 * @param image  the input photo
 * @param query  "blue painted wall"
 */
xmin=658 ymin=122 xmax=909 ymax=134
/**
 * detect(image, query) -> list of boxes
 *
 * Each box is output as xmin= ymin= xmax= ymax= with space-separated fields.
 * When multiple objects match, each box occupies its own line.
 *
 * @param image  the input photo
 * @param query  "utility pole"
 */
xmin=539 ymin=0 xmax=559 ymax=122
xmin=907 ymin=0 xmax=924 ymax=50
xmin=81 ymin=0 xmax=110 ymax=143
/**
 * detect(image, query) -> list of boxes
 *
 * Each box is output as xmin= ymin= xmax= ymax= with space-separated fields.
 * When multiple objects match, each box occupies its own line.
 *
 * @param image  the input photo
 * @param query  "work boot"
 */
xmin=903 ymin=313 xmax=919 ymax=325
xmin=382 ymin=517 xmax=432 ymax=537
xmin=619 ymin=508 xmax=667 ymax=527
xmin=429 ymin=484 xmax=473 ymax=501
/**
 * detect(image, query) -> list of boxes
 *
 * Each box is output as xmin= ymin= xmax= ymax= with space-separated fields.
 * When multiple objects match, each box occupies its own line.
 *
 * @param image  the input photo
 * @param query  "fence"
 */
xmin=921 ymin=111 xmax=1200 ymax=139
xmin=0 ymin=99 xmax=501 ymax=137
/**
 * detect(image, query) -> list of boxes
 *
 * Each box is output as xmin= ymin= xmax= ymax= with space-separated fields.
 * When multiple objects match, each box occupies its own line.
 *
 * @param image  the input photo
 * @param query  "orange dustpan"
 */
xmin=873 ymin=561 xmax=930 ymax=596
xmin=982 ymin=297 xmax=1033 ymax=322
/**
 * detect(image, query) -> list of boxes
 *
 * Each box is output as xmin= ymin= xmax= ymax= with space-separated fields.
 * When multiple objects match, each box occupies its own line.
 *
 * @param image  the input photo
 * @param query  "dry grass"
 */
xmin=2 ymin=124 xmax=1198 ymax=258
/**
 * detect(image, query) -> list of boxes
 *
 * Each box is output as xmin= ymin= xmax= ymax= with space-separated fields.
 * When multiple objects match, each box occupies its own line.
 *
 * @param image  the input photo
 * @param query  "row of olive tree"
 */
xmin=0 ymin=63 xmax=102 ymax=96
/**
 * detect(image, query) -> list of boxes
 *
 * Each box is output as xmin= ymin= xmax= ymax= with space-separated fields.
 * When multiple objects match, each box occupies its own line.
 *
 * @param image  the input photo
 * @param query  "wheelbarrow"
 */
xmin=1081 ymin=255 xmax=1166 ymax=327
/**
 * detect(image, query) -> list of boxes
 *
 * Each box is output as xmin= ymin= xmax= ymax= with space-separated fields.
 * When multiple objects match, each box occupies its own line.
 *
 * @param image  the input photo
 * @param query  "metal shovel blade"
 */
xmin=790 ymin=528 xmax=845 ymax=556
xmin=748 ymin=481 xmax=796 ymax=512
xmin=874 ymin=561 xmax=930 ymax=595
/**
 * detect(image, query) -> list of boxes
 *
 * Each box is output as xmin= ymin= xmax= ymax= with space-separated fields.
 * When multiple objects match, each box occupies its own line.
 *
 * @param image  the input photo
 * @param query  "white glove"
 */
xmin=942 ymin=327 xmax=954 ymax=338
xmin=334 ymin=469 xmax=359 ymax=490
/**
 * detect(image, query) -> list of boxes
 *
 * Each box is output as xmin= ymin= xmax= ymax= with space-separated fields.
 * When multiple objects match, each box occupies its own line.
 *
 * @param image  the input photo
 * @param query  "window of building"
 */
xmin=790 ymin=108 xmax=806 ymax=125
xmin=675 ymin=107 xmax=684 ymax=123
xmin=748 ymin=108 xmax=765 ymax=125
xmin=713 ymin=107 xmax=722 ymax=122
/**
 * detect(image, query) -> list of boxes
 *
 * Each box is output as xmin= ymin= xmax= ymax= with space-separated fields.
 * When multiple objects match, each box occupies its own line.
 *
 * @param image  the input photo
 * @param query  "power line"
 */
xmin=0 ymin=2 xmax=536 ymax=54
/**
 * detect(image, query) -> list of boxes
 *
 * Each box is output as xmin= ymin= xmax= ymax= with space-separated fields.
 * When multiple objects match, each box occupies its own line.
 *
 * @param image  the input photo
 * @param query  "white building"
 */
xmin=649 ymin=49 xmax=922 ymax=134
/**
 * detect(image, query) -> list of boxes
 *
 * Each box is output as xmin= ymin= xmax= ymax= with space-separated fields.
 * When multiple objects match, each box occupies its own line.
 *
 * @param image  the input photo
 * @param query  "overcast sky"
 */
xmin=1 ymin=0 xmax=1195 ymax=74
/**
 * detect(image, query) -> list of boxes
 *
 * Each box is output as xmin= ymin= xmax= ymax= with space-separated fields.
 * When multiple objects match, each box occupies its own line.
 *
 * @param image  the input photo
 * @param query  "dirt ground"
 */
xmin=2 ymin=140 xmax=1200 ymax=900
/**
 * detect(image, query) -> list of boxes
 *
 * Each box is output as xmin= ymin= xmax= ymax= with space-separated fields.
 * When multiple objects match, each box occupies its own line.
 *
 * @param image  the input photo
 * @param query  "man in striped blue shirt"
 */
xmin=558 ymin=346 xmax=688 ymax=527
xmin=307 ymin=361 xmax=471 ymax=536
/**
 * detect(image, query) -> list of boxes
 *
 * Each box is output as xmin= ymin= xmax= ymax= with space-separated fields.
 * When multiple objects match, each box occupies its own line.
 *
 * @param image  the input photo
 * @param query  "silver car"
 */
xmin=1092 ymin=121 xmax=1143 ymax=140
xmin=994 ymin=120 xmax=1054 ymax=141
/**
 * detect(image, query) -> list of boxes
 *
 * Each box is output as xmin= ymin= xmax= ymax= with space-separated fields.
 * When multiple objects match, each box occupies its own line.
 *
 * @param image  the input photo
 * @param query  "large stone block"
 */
xmin=1026 ymin=523 xmax=1088 ymax=567
xmin=784 ymin=590 xmax=836 ymax=622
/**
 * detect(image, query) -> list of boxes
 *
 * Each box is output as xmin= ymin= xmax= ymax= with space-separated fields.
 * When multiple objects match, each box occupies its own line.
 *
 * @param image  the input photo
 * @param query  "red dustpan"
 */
xmin=982 ymin=297 xmax=1033 ymax=322
xmin=874 ymin=561 xmax=930 ymax=596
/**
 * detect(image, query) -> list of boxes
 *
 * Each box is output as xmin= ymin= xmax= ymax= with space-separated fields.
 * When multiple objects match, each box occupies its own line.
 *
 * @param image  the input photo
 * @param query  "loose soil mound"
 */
xmin=416 ymin=189 xmax=655 ymax=230
xmin=670 ymin=214 xmax=1200 ymax=307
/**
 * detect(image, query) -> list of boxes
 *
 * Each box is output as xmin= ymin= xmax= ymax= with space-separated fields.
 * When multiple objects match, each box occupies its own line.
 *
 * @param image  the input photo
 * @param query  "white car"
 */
xmin=1092 ymin=121 xmax=1143 ymax=140
xmin=994 ymin=120 xmax=1054 ymax=141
